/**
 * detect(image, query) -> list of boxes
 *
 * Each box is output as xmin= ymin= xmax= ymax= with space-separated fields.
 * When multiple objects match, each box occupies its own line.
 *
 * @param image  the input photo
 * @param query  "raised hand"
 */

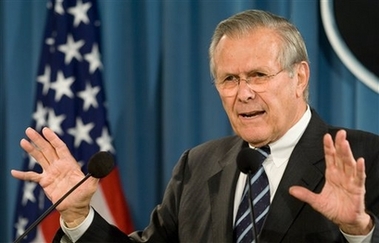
xmin=289 ymin=130 xmax=373 ymax=235
xmin=11 ymin=127 xmax=99 ymax=227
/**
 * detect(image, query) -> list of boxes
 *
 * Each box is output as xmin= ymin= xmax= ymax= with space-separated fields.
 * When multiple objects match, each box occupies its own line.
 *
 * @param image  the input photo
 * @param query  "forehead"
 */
xmin=213 ymin=28 xmax=282 ymax=76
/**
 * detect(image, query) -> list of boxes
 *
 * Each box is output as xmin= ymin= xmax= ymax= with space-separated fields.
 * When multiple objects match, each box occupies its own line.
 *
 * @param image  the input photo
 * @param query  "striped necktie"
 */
xmin=234 ymin=146 xmax=270 ymax=243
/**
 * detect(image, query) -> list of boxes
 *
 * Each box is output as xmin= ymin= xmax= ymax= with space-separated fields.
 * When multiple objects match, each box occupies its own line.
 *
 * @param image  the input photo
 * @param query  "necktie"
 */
xmin=234 ymin=146 xmax=270 ymax=243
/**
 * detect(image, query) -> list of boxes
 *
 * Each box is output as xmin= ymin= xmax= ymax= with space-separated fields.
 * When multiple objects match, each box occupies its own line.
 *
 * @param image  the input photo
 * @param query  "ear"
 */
xmin=295 ymin=61 xmax=310 ymax=98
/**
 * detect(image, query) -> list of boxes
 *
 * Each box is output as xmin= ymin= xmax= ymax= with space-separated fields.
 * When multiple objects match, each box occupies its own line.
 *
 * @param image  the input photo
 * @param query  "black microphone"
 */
xmin=14 ymin=151 xmax=114 ymax=243
xmin=236 ymin=148 xmax=262 ymax=243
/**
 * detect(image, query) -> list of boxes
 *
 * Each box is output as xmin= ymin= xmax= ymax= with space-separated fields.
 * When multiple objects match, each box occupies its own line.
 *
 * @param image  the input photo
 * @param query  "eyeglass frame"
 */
xmin=213 ymin=66 xmax=290 ymax=96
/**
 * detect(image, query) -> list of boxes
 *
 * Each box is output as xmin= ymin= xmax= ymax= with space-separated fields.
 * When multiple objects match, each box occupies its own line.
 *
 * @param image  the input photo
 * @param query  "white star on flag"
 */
xmin=50 ymin=70 xmax=75 ymax=101
xmin=54 ymin=0 xmax=65 ymax=15
xmin=96 ymin=127 xmax=115 ymax=153
xmin=14 ymin=217 xmax=28 ymax=239
xmin=67 ymin=117 xmax=95 ymax=147
xmin=37 ymin=65 xmax=51 ymax=95
xmin=84 ymin=43 xmax=103 ymax=73
xmin=22 ymin=182 xmax=37 ymax=206
xmin=32 ymin=102 xmax=48 ymax=131
xmin=68 ymin=0 xmax=92 ymax=27
xmin=77 ymin=82 xmax=100 ymax=111
xmin=47 ymin=109 xmax=66 ymax=135
xmin=58 ymin=34 xmax=85 ymax=64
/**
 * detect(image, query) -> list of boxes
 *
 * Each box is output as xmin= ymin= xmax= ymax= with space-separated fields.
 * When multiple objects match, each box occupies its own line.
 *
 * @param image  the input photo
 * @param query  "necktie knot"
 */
xmin=256 ymin=145 xmax=270 ymax=159
xmin=260 ymin=145 xmax=271 ymax=154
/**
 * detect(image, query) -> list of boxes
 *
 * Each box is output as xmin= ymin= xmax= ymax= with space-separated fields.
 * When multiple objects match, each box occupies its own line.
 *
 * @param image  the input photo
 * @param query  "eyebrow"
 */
xmin=219 ymin=67 xmax=269 ymax=78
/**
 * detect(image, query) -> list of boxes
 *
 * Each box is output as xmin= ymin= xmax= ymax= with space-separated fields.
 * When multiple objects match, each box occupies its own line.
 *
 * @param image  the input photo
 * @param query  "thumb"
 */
xmin=289 ymin=185 xmax=316 ymax=205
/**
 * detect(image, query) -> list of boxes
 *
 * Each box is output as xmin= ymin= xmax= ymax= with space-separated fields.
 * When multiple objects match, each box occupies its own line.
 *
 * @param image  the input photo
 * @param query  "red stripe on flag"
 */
xmin=99 ymin=167 xmax=134 ymax=234
xmin=40 ymin=211 xmax=60 ymax=242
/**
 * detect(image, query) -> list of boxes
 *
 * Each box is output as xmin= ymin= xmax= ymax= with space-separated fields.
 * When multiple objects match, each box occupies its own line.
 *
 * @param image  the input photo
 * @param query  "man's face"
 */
xmin=213 ymin=27 xmax=309 ymax=147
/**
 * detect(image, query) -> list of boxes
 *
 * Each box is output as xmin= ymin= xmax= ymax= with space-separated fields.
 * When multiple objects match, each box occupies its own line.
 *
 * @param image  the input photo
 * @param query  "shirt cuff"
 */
xmin=60 ymin=207 xmax=94 ymax=242
xmin=341 ymin=225 xmax=375 ymax=243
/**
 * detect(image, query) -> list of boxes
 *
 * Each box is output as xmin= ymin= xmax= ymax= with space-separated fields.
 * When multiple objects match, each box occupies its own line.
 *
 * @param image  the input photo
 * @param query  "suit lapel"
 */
xmin=260 ymin=111 xmax=329 ymax=242
xmin=207 ymin=138 xmax=245 ymax=242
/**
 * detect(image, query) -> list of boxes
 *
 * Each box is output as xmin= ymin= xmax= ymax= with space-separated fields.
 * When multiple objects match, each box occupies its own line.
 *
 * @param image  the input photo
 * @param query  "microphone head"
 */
xmin=236 ymin=148 xmax=262 ymax=174
xmin=87 ymin=151 xmax=115 ymax=178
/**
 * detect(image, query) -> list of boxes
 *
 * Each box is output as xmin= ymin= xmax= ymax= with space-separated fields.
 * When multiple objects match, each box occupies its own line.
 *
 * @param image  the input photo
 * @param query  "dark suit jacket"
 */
xmin=55 ymin=110 xmax=379 ymax=242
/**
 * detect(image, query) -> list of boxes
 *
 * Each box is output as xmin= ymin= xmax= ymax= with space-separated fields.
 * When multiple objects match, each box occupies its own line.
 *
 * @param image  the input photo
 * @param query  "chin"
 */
xmin=237 ymin=130 xmax=269 ymax=146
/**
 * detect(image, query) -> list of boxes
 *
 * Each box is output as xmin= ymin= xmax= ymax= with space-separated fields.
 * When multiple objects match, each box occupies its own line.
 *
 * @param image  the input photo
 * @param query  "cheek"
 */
xmin=265 ymin=86 xmax=295 ymax=119
xmin=267 ymin=82 xmax=302 ymax=128
xmin=271 ymin=80 xmax=297 ymax=104
xmin=219 ymin=96 xmax=240 ymax=129
xmin=219 ymin=96 xmax=235 ymax=117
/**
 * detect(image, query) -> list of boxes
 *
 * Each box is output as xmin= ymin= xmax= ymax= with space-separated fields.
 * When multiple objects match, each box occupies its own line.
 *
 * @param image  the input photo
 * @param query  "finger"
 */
xmin=289 ymin=186 xmax=318 ymax=206
xmin=41 ymin=127 xmax=74 ymax=161
xmin=323 ymin=133 xmax=337 ymax=171
xmin=20 ymin=137 xmax=50 ymax=169
xmin=334 ymin=130 xmax=357 ymax=177
xmin=24 ymin=127 xmax=59 ymax=164
xmin=356 ymin=158 xmax=366 ymax=187
xmin=11 ymin=169 xmax=42 ymax=183
xmin=334 ymin=130 xmax=351 ymax=161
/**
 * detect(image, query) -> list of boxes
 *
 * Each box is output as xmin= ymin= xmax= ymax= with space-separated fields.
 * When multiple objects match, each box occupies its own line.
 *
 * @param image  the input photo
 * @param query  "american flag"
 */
xmin=13 ymin=0 xmax=134 ymax=241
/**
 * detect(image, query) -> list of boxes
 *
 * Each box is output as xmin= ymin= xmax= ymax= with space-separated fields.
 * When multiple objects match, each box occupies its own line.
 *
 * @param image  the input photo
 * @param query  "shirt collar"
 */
xmin=268 ymin=106 xmax=311 ymax=167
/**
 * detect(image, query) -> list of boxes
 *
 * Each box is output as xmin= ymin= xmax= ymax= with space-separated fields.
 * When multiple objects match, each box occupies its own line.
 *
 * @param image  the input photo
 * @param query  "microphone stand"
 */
xmin=14 ymin=173 xmax=91 ymax=243
xmin=247 ymin=171 xmax=259 ymax=243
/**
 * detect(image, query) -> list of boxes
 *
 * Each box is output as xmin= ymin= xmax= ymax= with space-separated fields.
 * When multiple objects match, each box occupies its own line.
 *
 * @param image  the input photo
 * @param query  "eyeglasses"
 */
xmin=214 ymin=68 xmax=285 ymax=97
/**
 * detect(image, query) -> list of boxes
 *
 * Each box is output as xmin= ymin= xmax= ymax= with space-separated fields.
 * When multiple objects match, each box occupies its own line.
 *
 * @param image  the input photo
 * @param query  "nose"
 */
xmin=237 ymin=79 xmax=255 ymax=101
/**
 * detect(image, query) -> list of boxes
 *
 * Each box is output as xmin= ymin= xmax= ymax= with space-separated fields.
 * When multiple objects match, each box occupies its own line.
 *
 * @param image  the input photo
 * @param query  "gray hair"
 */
xmin=209 ymin=10 xmax=310 ymax=100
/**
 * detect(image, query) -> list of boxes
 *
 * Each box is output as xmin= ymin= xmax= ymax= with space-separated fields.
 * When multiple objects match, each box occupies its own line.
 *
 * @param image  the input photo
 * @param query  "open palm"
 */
xmin=11 ymin=127 xmax=98 ymax=225
xmin=289 ymin=130 xmax=373 ymax=235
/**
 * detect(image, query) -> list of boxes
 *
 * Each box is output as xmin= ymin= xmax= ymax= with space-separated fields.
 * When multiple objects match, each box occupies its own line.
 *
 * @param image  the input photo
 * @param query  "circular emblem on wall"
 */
xmin=320 ymin=0 xmax=379 ymax=93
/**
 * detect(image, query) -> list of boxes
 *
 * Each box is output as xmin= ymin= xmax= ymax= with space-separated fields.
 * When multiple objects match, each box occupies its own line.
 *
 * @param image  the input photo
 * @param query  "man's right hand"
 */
xmin=11 ymin=127 xmax=99 ymax=227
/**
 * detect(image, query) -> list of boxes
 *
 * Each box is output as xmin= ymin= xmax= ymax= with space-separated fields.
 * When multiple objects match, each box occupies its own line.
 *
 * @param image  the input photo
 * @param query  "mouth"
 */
xmin=239 ymin=110 xmax=266 ymax=118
